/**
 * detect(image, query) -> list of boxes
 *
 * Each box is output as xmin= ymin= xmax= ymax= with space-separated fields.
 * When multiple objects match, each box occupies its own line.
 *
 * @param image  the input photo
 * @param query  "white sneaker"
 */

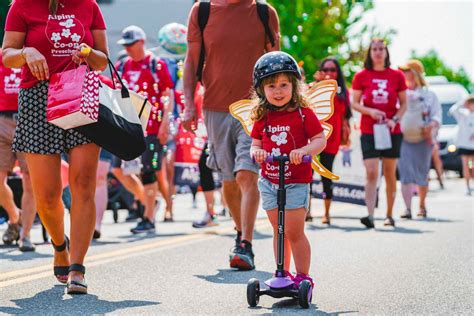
xmin=192 ymin=212 xmax=218 ymax=228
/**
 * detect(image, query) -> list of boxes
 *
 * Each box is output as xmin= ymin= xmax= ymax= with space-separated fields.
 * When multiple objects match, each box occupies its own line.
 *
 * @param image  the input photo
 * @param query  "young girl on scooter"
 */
xmin=250 ymin=52 xmax=327 ymax=288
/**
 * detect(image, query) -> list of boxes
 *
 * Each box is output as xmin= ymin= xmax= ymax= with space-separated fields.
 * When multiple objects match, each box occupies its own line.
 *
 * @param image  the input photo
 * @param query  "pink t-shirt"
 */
xmin=5 ymin=0 xmax=106 ymax=89
xmin=251 ymin=107 xmax=323 ymax=184
xmin=0 ymin=50 xmax=20 ymax=112
xmin=352 ymin=68 xmax=407 ymax=135
xmin=116 ymin=54 xmax=175 ymax=135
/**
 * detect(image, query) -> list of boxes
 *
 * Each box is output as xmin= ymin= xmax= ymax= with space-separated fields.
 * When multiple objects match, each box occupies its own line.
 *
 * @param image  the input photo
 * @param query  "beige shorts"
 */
xmin=0 ymin=115 xmax=27 ymax=172
xmin=204 ymin=110 xmax=259 ymax=181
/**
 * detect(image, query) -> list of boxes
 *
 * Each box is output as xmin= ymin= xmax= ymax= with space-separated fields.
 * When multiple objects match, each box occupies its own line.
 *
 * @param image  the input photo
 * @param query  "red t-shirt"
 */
xmin=352 ymin=68 xmax=406 ymax=135
xmin=5 ymin=0 xmax=106 ymax=89
xmin=251 ymin=107 xmax=323 ymax=184
xmin=324 ymin=92 xmax=349 ymax=155
xmin=116 ymin=54 xmax=174 ymax=135
xmin=0 ymin=50 xmax=20 ymax=112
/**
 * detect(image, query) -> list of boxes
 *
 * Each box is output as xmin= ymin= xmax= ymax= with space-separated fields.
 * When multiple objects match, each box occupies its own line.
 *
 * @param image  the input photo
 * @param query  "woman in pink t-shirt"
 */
xmin=2 ymin=0 xmax=108 ymax=295
xmin=352 ymin=39 xmax=407 ymax=228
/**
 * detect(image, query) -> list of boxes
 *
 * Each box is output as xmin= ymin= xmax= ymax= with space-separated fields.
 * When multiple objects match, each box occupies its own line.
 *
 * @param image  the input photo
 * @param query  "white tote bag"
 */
xmin=373 ymin=123 xmax=392 ymax=150
xmin=122 ymin=157 xmax=142 ymax=175
xmin=129 ymin=90 xmax=152 ymax=133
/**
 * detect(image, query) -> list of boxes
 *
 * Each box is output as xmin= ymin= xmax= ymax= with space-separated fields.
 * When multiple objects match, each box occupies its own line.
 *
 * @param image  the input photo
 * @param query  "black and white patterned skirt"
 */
xmin=12 ymin=81 xmax=92 ymax=154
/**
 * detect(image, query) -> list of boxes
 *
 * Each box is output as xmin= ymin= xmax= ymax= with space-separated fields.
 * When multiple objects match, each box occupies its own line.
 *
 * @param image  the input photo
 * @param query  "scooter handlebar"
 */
xmin=265 ymin=155 xmax=312 ymax=164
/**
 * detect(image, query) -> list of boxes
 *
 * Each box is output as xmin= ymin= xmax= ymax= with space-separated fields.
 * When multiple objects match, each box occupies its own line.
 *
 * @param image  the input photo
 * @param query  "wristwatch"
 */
xmin=392 ymin=116 xmax=400 ymax=124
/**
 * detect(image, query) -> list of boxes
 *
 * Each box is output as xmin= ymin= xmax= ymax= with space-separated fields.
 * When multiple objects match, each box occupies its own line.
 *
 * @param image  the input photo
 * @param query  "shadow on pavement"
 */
xmin=195 ymin=269 xmax=272 ymax=285
xmin=117 ymin=232 xmax=186 ymax=241
xmin=0 ymin=249 xmax=51 ymax=262
xmin=307 ymin=224 xmax=368 ymax=233
xmin=0 ymin=285 xmax=159 ymax=314
xmin=253 ymin=298 xmax=358 ymax=315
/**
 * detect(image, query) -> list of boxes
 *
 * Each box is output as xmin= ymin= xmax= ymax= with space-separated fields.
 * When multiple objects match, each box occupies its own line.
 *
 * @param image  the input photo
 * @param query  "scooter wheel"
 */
xmin=298 ymin=280 xmax=312 ymax=309
xmin=246 ymin=278 xmax=260 ymax=307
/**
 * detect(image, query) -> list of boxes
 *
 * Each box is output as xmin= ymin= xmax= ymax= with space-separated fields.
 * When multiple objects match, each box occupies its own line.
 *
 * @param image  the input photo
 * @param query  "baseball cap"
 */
xmin=117 ymin=25 xmax=146 ymax=45
xmin=399 ymin=59 xmax=424 ymax=74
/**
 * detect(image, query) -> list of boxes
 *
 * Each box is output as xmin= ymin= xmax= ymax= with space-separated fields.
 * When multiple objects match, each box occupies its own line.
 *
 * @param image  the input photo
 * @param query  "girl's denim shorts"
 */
xmin=257 ymin=177 xmax=310 ymax=212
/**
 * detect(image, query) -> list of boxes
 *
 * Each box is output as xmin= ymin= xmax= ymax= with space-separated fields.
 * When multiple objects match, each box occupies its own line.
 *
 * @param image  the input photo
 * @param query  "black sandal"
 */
xmin=66 ymin=264 xmax=88 ymax=295
xmin=51 ymin=236 xmax=69 ymax=284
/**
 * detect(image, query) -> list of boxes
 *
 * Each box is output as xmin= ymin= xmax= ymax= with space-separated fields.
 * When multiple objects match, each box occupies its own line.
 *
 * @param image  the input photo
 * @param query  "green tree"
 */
xmin=0 ymin=0 xmax=9 ymax=45
xmin=411 ymin=49 xmax=472 ymax=92
xmin=267 ymin=0 xmax=396 ymax=83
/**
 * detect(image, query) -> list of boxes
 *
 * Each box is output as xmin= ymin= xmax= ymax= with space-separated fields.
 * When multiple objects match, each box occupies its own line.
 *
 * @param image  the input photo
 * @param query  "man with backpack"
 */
xmin=182 ymin=0 xmax=280 ymax=270
xmin=115 ymin=25 xmax=175 ymax=233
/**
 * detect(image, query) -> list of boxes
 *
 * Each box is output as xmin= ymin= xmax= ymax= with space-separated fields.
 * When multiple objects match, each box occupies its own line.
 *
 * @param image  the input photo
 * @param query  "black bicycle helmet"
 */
xmin=253 ymin=51 xmax=301 ymax=88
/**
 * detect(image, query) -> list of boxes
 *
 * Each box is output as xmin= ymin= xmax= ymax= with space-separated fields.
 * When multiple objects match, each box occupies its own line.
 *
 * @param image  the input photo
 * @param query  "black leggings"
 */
xmin=199 ymin=143 xmax=215 ymax=192
xmin=319 ymin=152 xmax=336 ymax=200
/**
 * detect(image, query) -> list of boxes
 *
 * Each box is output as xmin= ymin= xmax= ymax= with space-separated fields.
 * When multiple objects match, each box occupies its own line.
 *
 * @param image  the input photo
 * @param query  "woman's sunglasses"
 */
xmin=321 ymin=68 xmax=337 ymax=73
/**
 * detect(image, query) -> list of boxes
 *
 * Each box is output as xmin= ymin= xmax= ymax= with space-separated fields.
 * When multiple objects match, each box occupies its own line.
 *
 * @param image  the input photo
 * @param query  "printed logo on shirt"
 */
xmin=46 ymin=14 xmax=85 ymax=57
xmin=371 ymin=79 xmax=389 ymax=104
xmin=3 ymin=69 xmax=21 ymax=94
xmin=271 ymin=132 xmax=288 ymax=146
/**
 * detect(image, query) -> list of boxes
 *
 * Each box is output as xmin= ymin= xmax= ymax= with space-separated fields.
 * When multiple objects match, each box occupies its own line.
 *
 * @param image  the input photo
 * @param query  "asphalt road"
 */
xmin=0 ymin=176 xmax=473 ymax=315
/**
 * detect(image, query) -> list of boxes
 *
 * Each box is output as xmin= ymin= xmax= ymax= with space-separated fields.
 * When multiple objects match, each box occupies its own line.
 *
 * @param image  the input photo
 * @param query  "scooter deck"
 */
xmin=259 ymin=287 xmax=299 ymax=299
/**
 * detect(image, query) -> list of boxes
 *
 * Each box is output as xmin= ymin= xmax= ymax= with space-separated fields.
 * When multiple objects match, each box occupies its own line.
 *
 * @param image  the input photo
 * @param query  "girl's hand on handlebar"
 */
xmin=289 ymin=148 xmax=307 ymax=165
xmin=252 ymin=149 xmax=268 ymax=163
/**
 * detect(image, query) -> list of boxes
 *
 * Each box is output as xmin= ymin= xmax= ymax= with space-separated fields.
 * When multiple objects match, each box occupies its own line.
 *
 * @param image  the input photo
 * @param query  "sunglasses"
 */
xmin=321 ymin=68 xmax=337 ymax=73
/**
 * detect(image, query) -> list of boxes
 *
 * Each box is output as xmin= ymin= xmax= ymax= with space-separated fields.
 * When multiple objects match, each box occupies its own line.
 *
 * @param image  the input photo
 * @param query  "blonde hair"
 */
xmin=250 ymin=72 xmax=310 ymax=122
xmin=410 ymin=69 xmax=427 ymax=87
xmin=464 ymin=95 xmax=474 ymax=106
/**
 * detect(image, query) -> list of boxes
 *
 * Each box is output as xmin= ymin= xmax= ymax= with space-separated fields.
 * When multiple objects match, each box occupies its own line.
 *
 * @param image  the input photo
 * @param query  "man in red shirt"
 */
xmin=114 ymin=26 xmax=175 ymax=234
xmin=0 ymin=49 xmax=36 ymax=251
xmin=182 ymin=0 xmax=280 ymax=270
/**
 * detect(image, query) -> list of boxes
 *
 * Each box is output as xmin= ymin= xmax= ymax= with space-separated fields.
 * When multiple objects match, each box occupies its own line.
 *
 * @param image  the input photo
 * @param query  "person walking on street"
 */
xmin=352 ymin=39 xmax=407 ymax=228
xmin=398 ymin=60 xmax=442 ymax=219
xmin=0 ymin=49 xmax=36 ymax=251
xmin=182 ymin=0 xmax=280 ymax=270
xmin=3 ymin=0 xmax=109 ymax=294
xmin=450 ymin=96 xmax=474 ymax=195
xmin=115 ymin=25 xmax=175 ymax=233
xmin=311 ymin=57 xmax=351 ymax=225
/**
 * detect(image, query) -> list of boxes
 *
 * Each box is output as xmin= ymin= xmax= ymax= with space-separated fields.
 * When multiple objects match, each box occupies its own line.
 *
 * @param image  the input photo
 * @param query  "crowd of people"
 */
xmin=1 ymin=0 xmax=473 ymax=296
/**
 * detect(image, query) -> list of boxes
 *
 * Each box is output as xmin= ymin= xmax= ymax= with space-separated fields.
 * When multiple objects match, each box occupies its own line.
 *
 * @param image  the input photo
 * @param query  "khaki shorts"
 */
xmin=0 ymin=115 xmax=27 ymax=172
xmin=204 ymin=110 xmax=259 ymax=181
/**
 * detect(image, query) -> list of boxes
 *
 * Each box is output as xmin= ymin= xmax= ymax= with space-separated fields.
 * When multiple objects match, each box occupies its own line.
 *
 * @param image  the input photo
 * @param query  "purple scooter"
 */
xmin=247 ymin=155 xmax=313 ymax=309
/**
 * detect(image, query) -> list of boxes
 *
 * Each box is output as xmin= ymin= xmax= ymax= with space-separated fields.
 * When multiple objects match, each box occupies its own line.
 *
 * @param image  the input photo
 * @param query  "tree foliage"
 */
xmin=410 ymin=49 xmax=472 ymax=92
xmin=267 ymin=0 xmax=395 ymax=83
xmin=0 ymin=1 xmax=9 ymax=45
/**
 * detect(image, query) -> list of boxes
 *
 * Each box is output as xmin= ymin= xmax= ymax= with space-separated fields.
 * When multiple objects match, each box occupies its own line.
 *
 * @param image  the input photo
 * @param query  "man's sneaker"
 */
xmin=192 ymin=212 xmax=218 ymax=228
xmin=230 ymin=240 xmax=255 ymax=270
xmin=130 ymin=218 xmax=155 ymax=234
xmin=19 ymin=237 xmax=36 ymax=252
xmin=400 ymin=209 xmax=412 ymax=219
xmin=229 ymin=231 xmax=242 ymax=259
xmin=2 ymin=223 xmax=20 ymax=245
xmin=383 ymin=216 xmax=395 ymax=226
xmin=126 ymin=202 xmax=144 ymax=222
xmin=360 ymin=216 xmax=375 ymax=229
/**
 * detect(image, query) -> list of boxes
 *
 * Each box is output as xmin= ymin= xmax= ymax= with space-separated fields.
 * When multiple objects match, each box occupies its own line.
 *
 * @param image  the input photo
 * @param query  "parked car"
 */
xmin=427 ymin=76 xmax=469 ymax=174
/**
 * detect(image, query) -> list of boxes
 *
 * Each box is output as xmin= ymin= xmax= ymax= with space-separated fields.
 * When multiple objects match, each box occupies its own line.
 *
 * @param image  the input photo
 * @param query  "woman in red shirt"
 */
xmin=3 ymin=0 xmax=108 ymax=294
xmin=352 ymin=39 xmax=407 ymax=228
xmin=311 ymin=58 xmax=351 ymax=225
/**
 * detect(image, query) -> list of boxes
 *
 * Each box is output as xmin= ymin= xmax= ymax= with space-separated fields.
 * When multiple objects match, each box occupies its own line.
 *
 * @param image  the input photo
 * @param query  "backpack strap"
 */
xmin=148 ymin=55 xmax=159 ymax=83
xmin=256 ymin=0 xmax=275 ymax=48
xmin=196 ymin=0 xmax=211 ymax=82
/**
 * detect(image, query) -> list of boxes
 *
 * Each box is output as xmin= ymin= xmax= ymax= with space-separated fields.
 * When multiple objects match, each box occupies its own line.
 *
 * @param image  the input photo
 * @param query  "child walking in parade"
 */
xmin=249 ymin=52 xmax=327 ymax=288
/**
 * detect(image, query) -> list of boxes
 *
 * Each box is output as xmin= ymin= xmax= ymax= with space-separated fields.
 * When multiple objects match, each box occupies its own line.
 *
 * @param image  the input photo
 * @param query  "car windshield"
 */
xmin=441 ymin=103 xmax=457 ymax=125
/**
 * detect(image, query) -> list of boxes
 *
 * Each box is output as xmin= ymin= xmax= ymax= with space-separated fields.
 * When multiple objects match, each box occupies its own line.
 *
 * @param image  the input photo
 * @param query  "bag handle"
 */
xmin=107 ymin=58 xmax=130 ymax=99
xmin=106 ymin=58 xmax=148 ymax=119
